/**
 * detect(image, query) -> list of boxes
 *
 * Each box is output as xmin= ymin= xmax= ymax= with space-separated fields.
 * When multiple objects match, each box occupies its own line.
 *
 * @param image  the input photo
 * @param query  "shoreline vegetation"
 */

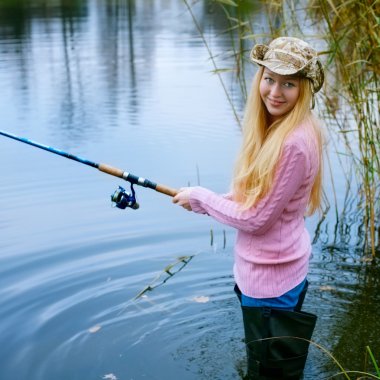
xmin=184 ymin=0 xmax=379 ymax=258
xmin=183 ymin=0 xmax=379 ymax=378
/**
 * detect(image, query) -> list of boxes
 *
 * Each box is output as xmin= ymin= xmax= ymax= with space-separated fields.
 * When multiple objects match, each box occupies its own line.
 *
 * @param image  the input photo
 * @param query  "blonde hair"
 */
xmin=232 ymin=66 xmax=323 ymax=215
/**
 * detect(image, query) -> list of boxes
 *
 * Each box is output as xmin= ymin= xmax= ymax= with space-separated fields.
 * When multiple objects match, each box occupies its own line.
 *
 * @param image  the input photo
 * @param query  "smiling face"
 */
xmin=259 ymin=68 xmax=301 ymax=123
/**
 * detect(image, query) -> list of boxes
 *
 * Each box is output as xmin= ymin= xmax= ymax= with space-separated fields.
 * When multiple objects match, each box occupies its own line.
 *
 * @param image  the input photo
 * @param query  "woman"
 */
xmin=173 ymin=37 xmax=324 ymax=379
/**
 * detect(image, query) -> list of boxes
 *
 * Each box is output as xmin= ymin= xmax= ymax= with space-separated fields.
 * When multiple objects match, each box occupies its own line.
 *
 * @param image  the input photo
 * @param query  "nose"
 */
xmin=270 ymin=83 xmax=282 ymax=98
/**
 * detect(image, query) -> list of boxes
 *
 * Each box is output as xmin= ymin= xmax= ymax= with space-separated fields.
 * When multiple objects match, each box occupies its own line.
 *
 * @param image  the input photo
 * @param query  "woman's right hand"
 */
xmin=172 ymin=187 xmax=195 ymax=211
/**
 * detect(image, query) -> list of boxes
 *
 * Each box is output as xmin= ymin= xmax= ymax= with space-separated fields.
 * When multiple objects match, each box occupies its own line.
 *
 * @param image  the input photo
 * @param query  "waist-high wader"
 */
xmin=235 ymin=283 xmax=317 ymax=380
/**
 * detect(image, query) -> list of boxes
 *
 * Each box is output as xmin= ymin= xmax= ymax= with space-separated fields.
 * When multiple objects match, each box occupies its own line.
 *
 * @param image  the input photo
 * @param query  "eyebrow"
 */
xmin=263 ymin=71 xmax=299 ymax=81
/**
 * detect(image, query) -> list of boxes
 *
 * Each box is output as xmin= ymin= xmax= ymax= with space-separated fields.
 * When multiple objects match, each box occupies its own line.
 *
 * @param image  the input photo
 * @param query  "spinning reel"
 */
xmin=0 ymin=130 xmax=178 ymax=213
xmin=111 ymin=184 xmax=139 ymax=210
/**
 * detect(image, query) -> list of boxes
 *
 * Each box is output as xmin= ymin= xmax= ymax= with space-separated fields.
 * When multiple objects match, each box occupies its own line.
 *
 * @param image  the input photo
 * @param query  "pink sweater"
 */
xmin=189 ymin=123 xmax=320 ymax=298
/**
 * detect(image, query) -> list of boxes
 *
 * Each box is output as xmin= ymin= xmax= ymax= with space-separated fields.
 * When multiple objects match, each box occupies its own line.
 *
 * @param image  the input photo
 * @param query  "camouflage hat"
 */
xmin=250 ymin=37 xmax=324 ymax=93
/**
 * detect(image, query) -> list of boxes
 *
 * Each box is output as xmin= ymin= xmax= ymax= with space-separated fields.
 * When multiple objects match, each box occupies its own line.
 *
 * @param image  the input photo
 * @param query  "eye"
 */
xmin=283 ymin=82 xmax=296 ymax=88
xmin=264 ymin=77 xmax=274 ymax=84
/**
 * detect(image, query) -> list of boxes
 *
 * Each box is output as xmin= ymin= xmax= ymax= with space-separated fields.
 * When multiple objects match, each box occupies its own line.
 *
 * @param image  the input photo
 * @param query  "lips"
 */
xmin=268 ymin=98 xmax=286 ymax=107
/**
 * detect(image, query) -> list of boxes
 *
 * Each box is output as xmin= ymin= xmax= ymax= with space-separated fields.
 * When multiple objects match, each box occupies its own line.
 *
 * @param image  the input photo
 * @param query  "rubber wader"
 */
xmin=235 ymin=284 xmax=317 ymax=380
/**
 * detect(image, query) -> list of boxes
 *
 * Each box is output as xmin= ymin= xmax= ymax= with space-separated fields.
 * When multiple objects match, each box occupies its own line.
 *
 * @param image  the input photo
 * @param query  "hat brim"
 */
xmin=250 ymin=53 xmax=324 ymax=93
xmin=249 ymin=40 xmax=324 ymax=93
xmin=250 ymin=58 xmax=302 ymax=76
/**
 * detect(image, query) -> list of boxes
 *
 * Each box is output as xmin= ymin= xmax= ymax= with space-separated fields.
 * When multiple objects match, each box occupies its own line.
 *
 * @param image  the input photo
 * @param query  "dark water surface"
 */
xmin=0 ymin=1 xmax=379 ymax=379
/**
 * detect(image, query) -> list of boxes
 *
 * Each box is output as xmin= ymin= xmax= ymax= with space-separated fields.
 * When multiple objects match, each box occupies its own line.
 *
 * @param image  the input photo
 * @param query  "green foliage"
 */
xmin=184 ymin=0 xmax=380 ymax=256
xmin=367 ymin=346 xmax=380 ymax=378
xmin=310 ymin=0 xmax=380 ymax=256
xmin=214 ymin=0 xmax=238 ymax=6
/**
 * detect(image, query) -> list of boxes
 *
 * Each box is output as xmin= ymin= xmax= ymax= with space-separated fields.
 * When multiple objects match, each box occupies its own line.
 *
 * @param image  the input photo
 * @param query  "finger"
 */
xmin=178 ymin=200 xmax=187 ymax=208
xmin=172 ymin=194 xmax=180 ymax=203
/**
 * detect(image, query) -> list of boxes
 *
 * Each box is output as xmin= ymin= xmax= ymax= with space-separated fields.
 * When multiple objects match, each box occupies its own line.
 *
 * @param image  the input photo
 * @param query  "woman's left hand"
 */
xmin=172 ymin=187 xmax=194 ymax=211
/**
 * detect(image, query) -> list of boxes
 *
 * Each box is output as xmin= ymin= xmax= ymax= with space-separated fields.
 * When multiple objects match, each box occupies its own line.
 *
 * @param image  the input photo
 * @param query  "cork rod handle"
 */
xmin=155 ymin=184 xmax=178 ymax=197
xmin=98 ymin=163 xmax=124 ymax=178
xmin=99 ymin=163 xmax=178 ymax=198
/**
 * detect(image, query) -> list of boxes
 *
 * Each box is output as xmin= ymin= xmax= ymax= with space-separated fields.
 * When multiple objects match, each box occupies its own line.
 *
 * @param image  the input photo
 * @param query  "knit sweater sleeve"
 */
xmin=189 ymin=142 xmax=307 ymax=235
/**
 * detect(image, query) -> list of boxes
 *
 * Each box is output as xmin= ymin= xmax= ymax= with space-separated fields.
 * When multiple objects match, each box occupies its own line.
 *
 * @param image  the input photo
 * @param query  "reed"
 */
xmin=308 ymin=0 xmax=380 ymax=256
xmin=134 ymin=255 xmax=194 ymax=300
xmin=259 ymin=0 xmax=380 ymax=256
xmin=266 ymin=0 xmax=380 ymax=256
xmin=367 ymin=346 xmax=380 ymax=378
xmin=184 ymin=0 xmax=379 ymax=256
xmin=182 ymin=0 xmax=242 ymax=128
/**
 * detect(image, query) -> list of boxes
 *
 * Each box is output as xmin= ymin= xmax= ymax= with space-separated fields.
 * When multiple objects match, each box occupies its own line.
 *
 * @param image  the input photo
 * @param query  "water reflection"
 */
xmin=331 ymin=257 xmax=380 ymax=370
xmin=309 ymin=247 xmax=380 ymax=377
xmin=0 ymin=0 xmax=262 ymax=142
xmin=0 ymin=1 xmax=379 ymax=380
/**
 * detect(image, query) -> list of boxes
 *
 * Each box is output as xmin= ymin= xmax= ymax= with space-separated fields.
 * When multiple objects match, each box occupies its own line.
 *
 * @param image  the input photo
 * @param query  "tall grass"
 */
xmin=184 ymin=0 xmax=379 ymax=257
xmin=309 ymin=0 xmax=380 ymax=257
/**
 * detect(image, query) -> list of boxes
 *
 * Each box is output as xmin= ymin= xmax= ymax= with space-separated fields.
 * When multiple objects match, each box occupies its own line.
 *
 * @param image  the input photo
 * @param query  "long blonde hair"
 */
xmin=232 ymin=66 xmax=323 ymax=215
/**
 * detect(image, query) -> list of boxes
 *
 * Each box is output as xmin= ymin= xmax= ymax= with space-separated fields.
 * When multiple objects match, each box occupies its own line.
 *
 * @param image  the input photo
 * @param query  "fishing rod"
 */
xmin=0 ymin=129 xmax=178 ymax=210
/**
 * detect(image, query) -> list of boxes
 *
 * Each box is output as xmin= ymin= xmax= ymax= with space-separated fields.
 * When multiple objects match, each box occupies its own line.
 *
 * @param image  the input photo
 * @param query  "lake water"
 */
xmin=0 ymin=1 xmax=379 ymax=379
